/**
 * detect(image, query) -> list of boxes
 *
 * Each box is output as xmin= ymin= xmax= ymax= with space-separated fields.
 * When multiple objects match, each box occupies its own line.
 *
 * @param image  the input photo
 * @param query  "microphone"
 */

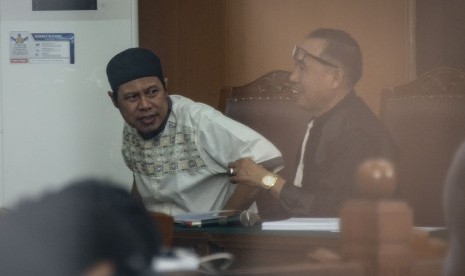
xmin=239 ymin=210 xmax=262 ymax=228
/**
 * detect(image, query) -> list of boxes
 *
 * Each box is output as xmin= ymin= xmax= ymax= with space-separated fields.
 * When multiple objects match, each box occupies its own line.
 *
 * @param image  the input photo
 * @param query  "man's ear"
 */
xmin=330 ymin=68 xmax=345 ymax=89
xmin=108 ymin=91 xmax=119 ymax=108
xmin=164 ymin=77 xmax=169 ymax=90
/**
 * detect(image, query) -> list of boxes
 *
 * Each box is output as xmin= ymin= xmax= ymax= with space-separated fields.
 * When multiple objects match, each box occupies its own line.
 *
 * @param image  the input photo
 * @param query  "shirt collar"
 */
xmin=313 ymin=90 xmax=357 ymax=127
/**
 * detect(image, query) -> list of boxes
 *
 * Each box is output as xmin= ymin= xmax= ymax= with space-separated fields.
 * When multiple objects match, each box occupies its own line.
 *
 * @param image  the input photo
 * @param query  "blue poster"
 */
xmin=9 ymin=32 xmax=75 ymax=64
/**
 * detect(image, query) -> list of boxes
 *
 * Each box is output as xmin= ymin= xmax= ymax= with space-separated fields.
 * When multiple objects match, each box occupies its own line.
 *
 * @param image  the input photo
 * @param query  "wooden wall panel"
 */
xmin=139 ymin=0 xmax=410 ymax=114
xmin=138 ymin=0 xmax=225 ymax=107
xmin=416 ymin=0 xmax=465 ymax=75
xmin=223 ymin=0 xmax=410 ymax=115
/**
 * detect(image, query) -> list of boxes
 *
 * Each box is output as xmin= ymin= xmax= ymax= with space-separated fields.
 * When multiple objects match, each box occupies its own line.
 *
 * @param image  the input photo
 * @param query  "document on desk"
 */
xmin=173 ymin=210 xmax=241 ymax=227
xmin=261 ymin=217 xmax=340 ymax=231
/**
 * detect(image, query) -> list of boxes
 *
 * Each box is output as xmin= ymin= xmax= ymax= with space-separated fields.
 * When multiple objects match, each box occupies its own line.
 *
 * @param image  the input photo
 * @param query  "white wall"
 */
xmin=0 ymin=0 xmax=138 ymax=207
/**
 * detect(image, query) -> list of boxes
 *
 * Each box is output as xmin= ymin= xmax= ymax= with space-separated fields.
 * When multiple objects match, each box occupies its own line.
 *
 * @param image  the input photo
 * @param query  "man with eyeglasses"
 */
xmin=228 ymin=28 xmax=397 ymax=217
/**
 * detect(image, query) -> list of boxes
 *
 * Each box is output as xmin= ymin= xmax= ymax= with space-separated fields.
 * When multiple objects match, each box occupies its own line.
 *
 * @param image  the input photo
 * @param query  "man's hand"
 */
xmin=228 ymin=158 xmax=286 ymax=201
xmin=227 ymin=158 xmax=270 ymax=188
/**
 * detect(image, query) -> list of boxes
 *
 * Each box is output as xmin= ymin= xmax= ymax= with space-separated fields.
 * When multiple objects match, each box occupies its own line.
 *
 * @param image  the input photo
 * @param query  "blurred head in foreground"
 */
xmin=0 ymin=179 xmax=160 ymax=276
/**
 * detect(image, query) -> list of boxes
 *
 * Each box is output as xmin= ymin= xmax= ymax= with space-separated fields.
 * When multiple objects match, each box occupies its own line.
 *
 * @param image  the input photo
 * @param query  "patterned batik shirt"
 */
xmin=122 ymin=95 xmax=282 ymax=215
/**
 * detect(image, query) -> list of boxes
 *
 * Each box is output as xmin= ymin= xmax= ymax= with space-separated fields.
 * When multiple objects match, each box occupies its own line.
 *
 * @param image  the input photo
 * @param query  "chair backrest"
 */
xmin=380 ymin=67 xmax=465 ymax=226
xmin=221 ymin=70 xmax=312 ymax=219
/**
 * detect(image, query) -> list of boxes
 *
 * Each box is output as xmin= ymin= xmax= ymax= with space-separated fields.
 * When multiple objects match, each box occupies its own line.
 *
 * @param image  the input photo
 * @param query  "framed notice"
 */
xmin=9 ymin=31 xmax=75 ymax=64
xmin=32 ymin=0 xmax=97 ymax=11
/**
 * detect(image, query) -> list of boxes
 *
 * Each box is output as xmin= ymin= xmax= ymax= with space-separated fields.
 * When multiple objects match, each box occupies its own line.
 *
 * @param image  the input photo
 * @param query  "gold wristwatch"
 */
xmin=261 ymin=174 xmax=278 ymax=189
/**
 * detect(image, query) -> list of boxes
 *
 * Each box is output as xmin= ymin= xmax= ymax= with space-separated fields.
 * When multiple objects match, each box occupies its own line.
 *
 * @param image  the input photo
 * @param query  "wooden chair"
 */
xmin=380 ymin=67 xmax=465 ymax=226
xmin=220 ymin=70 xmax=312 ymax=219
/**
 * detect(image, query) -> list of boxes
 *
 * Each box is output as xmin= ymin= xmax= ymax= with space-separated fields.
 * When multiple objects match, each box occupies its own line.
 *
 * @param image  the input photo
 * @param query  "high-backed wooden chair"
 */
xmin=380 ymin=67 xmax=465 ymax=226
xmin=220 ymin=70 xmax=312 ymax=219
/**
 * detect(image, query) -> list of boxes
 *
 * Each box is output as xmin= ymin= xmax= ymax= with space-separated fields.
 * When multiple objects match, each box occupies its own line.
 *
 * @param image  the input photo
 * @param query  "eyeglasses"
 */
xmin=292 ymin=45 xmax=338 ymax=68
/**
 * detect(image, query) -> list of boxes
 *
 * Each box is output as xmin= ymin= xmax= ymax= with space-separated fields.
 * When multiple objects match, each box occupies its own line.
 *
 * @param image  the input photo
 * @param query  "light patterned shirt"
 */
xmin=122 ymin=95 xmax=282 ymax=215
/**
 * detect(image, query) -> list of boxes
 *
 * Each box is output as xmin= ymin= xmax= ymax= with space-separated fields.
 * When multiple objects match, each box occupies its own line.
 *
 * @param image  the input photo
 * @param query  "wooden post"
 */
xmin=340 ymin=158 xmax=414 ymax=276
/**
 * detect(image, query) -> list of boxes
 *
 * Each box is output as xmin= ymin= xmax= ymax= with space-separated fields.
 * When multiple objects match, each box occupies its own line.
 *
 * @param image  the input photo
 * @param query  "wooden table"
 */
xmin=171 ymin=225 xmax=446 ymax=275
xmin=173 ymin=226 xmax=340 ymax=269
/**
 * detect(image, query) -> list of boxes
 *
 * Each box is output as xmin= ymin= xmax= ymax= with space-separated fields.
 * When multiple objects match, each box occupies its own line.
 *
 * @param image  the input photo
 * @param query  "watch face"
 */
xmin=262 ymin=175 xmax=277 ymax=189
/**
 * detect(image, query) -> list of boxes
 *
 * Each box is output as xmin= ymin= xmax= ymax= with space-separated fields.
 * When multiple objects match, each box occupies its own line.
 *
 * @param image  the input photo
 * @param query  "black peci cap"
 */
xmin=106 ymin=47 xmax=165 ymax=92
